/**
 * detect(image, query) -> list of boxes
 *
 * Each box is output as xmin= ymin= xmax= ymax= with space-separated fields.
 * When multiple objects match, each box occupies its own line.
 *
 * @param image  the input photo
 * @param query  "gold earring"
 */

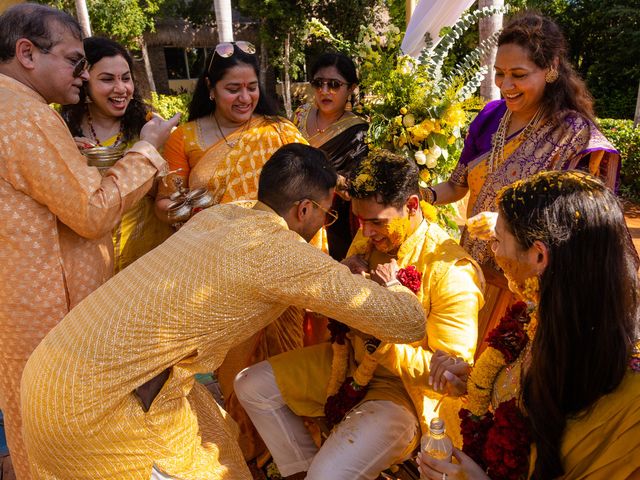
xmin=545 ymin=68 xmax=558 ymax=83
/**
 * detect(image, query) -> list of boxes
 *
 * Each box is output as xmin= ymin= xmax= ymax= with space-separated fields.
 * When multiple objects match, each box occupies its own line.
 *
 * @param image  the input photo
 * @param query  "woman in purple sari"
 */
xmin=424 ymin=12 xmax=620 ymax=345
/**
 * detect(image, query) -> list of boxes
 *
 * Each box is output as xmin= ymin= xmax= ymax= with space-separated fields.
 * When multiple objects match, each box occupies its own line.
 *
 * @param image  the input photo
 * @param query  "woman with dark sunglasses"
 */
xmin=293 ymin=52 xmax=369 ymax=262
xmin=155 ymin=41 xmax=308 ymax=465
xmin=62 ymin=37 xmax=173 ymax=273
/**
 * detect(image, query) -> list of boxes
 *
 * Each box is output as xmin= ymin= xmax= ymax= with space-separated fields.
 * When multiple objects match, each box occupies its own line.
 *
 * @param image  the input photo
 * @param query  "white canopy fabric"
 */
xmin=401 ymin=0 xmax=476 ymax=57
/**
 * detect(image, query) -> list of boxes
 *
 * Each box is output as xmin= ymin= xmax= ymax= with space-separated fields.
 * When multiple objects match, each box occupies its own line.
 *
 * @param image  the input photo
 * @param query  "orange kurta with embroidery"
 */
xmin=0 ymin=73 xmax=166 ymax=480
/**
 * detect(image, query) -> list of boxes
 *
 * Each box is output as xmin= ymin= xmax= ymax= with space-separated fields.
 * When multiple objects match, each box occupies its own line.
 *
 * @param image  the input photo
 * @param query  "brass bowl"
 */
xmin=82 ymin=145 xmax=126 ymax=175
xmin=186 ymin=188 xmax=215 ymax=211
xmin=167 ymin=199 xmax=193 ymax=225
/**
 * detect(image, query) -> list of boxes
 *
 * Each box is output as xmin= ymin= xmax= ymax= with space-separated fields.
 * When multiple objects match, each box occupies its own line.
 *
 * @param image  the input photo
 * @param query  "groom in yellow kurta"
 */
xmin=235 ymin=150 xmax=484 ymax=479
xmin=20 ymin=144 xmax=426 ymax=480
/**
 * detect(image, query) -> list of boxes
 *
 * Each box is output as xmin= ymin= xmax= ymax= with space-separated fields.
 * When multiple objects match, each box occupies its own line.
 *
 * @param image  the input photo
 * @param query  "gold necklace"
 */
xmin=487 ymin=107 xmax=543 ymax=173
xmin=212 ymin=113 xmax=251 ymax=148
xmin=314 ymin=107 xmax=345 ymax=134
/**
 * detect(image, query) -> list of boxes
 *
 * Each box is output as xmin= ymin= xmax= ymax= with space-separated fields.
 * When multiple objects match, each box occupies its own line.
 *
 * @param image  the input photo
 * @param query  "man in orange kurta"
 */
xmin=0 ymin=5 xmax=177 ymax=478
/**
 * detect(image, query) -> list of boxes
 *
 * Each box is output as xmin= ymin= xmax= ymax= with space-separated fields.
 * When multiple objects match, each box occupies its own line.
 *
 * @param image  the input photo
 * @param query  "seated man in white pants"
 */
xmin=235 ymin=151 xmax=484 ymax=480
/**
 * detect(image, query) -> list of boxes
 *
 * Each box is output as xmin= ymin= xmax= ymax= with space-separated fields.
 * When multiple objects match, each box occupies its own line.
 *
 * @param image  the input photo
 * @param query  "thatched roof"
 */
xmin=145 ymin=13 xmax=257 ymax=48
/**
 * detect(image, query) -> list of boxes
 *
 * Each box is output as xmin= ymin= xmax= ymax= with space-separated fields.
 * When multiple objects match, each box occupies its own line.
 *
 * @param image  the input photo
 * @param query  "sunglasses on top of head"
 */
xmin=207 ymin=41 xmax=256 ymax=72
xmin=310 ymin=78 xmax=348 ymax=93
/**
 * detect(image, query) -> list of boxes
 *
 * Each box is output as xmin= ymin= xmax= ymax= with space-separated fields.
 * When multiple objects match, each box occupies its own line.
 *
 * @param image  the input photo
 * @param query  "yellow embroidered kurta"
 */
xmin=0 ymin=73 xmax=166 ymax=480
xmin=21 ymin=202 xmax=426 ymax=480
xmin=160 ymin=114 xmax=312 ymax=460
xmin=271 ymin=219 xmax=485 ymax=445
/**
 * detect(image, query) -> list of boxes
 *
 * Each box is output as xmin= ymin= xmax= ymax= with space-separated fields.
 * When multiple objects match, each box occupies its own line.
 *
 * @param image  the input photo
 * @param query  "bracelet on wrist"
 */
xmin=426 ymin=186 xmax=438 ymax=205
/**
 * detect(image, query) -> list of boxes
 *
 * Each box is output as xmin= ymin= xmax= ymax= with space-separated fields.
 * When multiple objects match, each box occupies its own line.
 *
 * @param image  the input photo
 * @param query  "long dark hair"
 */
xmin=61 ymin=37 xmax=149 ymax=143
xmin=188 ymin=43 xmax=277 ymax=121
xmin=498 ymin=170 xmax=639 ymax=479
xmin=498 ymin=12 xmax=595 ymax=123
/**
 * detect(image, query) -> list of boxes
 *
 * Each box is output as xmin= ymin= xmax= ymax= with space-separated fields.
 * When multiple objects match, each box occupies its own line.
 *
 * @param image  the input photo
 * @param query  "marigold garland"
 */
xmin=460 ymin=301 xmax=536 ymax=479
xmin=324 ymin=261 xmax=423 ymax=429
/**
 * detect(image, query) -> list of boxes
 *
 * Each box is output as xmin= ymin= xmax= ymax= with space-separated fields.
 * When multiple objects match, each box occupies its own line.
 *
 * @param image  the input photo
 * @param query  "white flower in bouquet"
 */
xmin=403 ymin=113 xmax=416 ymax=127
xmin=414 ymin=150 xmax=427 ymax=165
xmin=425 ymin=150 xmax=440 ymax=168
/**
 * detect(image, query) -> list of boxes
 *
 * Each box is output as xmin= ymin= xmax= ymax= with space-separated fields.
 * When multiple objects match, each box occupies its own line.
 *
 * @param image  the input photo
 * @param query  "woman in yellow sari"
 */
xmin=423 ymin=13 xmax=619 ymax=349
xmin=62 ymin=37 xmax=173 ymax=272
xmin=156 ymin=42 xmax=308 ymax=464
xmin=419 ymin=170 xmax=640 ymax=480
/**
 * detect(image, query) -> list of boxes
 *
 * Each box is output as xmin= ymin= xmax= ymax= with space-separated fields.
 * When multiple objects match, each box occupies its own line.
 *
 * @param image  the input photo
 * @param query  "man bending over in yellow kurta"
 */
xmin=235 ymin=150 xmax=485 ymax=480
xmin=20 ymin=144 xmax=427 ymax=480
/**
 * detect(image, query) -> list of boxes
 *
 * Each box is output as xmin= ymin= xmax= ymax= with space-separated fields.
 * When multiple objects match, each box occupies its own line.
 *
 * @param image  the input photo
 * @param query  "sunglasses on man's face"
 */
xmin=310 ymin=78 xmax=348 ymax=93
xmin=33 ymin=42 xmax=89 ymax=78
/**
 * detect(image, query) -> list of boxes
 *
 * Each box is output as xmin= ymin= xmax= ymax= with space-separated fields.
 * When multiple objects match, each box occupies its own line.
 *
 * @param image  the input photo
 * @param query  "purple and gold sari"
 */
xmin=451 ymin=99 xmax=619 ymax=267
xmin=449 ymin=100 xmax=619 ymax=352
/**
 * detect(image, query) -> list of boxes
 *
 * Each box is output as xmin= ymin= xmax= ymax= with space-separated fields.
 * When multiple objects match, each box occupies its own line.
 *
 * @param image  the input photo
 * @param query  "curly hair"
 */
xmin=61 ymin=37 xmax=150 ymax=143
xmin=498 ymin=170 xmax=640 ymax=479
xmin=348 ymin=150 xmax=419 ymax=208
xmin=498 ymin=12 xmax=595 ymax=123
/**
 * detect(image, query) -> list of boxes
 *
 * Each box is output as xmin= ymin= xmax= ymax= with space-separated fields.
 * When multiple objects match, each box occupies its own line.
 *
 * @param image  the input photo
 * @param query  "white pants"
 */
xmin=235 ymin=360 xmax=418 ymax=480
xmin=150 ymin=466 xmax=177 ymax=479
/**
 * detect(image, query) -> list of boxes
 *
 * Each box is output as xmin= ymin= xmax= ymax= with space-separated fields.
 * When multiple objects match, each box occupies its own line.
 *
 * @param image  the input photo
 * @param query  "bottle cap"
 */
xmin=429 ymin=417 xmax=445 ymax=434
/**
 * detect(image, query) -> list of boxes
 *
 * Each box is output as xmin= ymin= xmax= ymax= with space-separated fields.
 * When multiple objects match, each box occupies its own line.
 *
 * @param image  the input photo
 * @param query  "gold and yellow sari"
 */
xmin=98 ymin=134 xmax=173 ymax=273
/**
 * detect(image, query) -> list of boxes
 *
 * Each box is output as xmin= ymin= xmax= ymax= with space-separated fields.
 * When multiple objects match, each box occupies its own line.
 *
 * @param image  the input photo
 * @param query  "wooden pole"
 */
xmin=213 ymin=0 xmax=233 ymax=42
xmin=74 ymin=0 xmax=91 ymax=37
xmin=634 ymin=79 xmax=640 ymax=127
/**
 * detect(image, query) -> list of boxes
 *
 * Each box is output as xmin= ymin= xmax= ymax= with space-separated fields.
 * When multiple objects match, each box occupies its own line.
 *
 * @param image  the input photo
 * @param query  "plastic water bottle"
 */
xmin=421 ymin=417 xmax=453 ymax=463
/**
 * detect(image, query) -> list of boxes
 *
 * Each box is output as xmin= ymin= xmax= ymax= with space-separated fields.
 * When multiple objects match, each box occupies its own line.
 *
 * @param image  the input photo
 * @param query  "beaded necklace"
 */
xmin=487 ymin=107 xmax=543 ymax=173
xmin=86 ymin=107 xmax=123 ymax=147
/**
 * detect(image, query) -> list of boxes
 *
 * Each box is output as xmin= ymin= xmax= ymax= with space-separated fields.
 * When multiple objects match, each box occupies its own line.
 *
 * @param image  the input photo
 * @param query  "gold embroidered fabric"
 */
xmin=0 ymin=73 xmax=166 ymax=480
xmin=21 ymin=202 xmax=426 ymax=479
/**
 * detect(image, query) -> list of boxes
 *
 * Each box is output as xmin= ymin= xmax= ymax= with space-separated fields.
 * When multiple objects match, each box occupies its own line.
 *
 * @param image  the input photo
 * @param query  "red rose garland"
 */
xmin=396 ymin=265 xmax=422 ymax=293
xmin=459 ymin=302 xmax=534 ymax=480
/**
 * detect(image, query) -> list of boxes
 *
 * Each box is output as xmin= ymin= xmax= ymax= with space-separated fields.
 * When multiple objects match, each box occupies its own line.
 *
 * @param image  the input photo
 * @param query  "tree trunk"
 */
xmin=213 ymin=0 xmax=234 ymax=42
xmin=140 ymin=38 xmax=156 ymax=93
xmin=282 ymin=33 xmax=292 ymax=119
xmin=635 ymin=79 xmax=640 ymax=127
xmin=479 ymin=0 xmax=503 ymax=101
xmin=259 ymin=32 xmax=267 ymax=89
xmin=75 ymin=0 xmax=92 ymax=37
